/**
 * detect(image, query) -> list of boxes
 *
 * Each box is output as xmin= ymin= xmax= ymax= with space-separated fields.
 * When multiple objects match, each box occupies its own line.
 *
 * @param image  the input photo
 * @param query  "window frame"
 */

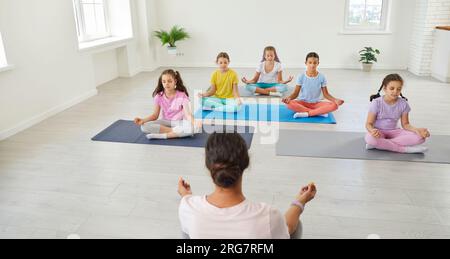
xmin=73 ymin=0 xmax=111 ymax=43
xmin=344 ymin=0 xmax=391 ymax=33
xmin=0 ymin=32 xmax=10 ymax=70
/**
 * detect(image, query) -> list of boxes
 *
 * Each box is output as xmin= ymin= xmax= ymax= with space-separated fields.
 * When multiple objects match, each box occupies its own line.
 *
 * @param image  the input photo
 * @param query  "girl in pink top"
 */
xmin=134 ymin=69 xmax=199 ymax=140
xmin=365 ymin=74 xmax=430 ymax=153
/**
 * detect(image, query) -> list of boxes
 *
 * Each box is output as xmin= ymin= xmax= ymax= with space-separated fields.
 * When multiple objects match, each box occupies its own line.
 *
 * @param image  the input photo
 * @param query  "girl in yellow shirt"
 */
xmin=199 ymin=52 xmax=242 ymax=112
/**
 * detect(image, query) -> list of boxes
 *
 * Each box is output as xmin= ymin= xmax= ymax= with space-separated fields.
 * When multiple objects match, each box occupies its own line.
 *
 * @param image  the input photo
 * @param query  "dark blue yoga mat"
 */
xmin=195 ymin=103 xmax=336 ymax=124
xmin=92 ymin=120 xmax=255 ymax=148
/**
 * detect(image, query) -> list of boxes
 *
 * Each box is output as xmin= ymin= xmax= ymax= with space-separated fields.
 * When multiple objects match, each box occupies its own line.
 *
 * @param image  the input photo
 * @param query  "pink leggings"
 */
xmin=286 ymin=100 xmax=339 ymax=117
xmin=365 ymin=129 xmax=425 ymax=153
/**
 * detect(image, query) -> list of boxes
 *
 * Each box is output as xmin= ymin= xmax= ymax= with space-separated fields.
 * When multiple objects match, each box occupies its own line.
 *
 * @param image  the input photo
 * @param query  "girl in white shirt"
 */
xmin=242 ymin=46 xmax=294 ymax=97
xmin=178 ymin=133 xmax=317 ymax=239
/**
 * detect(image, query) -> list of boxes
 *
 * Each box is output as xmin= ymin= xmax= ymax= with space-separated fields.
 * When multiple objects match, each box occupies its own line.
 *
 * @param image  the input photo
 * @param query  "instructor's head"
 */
xmin=205 ymin=133 xmax=250 ymax=189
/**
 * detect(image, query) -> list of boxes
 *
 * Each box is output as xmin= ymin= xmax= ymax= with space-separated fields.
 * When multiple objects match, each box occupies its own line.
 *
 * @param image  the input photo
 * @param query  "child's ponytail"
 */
xmin=370 ymin=74 xmax=406 ymax=102
xmin=153 ymin=69 xmax=190 ymax=97
xmin=370 ymin=85 xmax=383 ymax=102
xmin=174 ymin=70 xmax=189 ymax=97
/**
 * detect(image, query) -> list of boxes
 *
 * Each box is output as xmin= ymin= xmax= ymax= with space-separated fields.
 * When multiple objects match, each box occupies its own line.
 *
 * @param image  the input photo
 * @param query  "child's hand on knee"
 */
xmin=417 ymin=128 xmax=431 ymax=139
xmin=178 ymin=177 xmax=192 ymax=197
xmin=370 ymin=128 xmax=381 ymax=138
xmin=335 ymin=99 xmax=345 ymax=106
xmin=282 ymin=97 xmax=292 ymax=104
xmin=285 ymin=76 xmax=294 ymax=84
xmin=134 ymin=118 xmax=144 ymax=126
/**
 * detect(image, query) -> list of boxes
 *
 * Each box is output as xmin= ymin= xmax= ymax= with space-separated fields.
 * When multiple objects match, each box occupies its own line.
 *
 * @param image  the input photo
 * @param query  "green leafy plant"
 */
xmin=359 ymin=47 xmax=380 ymax=64
xmin=154 ymin=26 xmax=190 ymax=48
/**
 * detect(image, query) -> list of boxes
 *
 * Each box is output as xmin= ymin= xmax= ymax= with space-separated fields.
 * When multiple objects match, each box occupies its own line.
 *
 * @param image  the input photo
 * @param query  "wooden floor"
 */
xmin=1 ymin=68 xmax=450 ymax=239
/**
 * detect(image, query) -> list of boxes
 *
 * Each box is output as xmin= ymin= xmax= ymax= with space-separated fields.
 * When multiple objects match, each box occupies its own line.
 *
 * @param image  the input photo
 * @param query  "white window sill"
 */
xmin=78 ymin=36 xmax=133 ymax=53
xmin=0 ymin=64 xmax=14 ymax=73
xmin=339 ymin=30 xmax=392 ymax=35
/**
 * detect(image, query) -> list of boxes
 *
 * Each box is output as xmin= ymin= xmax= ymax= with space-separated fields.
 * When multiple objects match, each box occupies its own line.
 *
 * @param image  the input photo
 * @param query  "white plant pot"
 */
xmin=167 ymin=47 xmax=177 ymax=55
xmin=362 ymin=63 xmax=373 ymax=72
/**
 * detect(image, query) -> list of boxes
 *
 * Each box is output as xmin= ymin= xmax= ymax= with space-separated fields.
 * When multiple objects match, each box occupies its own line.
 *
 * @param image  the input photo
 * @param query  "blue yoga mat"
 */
xmin=92 ymin=120 xmax=255 ymax=148
xmin=195 ymin=103 xmax=337 ymax=124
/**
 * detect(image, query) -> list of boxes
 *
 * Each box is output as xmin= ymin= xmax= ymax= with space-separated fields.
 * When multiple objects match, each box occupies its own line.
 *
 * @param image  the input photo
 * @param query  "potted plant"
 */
xmin=359 ymin=47 xmax=380 ymax=72
xmin=154 ymin=26 xmax=190 ymax=55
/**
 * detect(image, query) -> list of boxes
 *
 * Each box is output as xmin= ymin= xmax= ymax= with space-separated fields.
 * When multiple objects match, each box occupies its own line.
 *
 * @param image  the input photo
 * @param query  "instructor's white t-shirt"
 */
xmin=179 ymin=195 xmax=290 ymax=239
xmin=256 ymin=62 xmax=283 ymax=84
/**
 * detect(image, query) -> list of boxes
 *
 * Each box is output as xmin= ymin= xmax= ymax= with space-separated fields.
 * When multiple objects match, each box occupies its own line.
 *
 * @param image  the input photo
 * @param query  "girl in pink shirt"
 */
xmin=134 ymin=69 xmax=199 ymax=140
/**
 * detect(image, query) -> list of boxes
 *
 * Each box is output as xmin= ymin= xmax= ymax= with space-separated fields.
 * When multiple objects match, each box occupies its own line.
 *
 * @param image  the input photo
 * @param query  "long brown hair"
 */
xmin=370 ymin=74 xmax=407 ymax=102
xmin=261 ymin=46 xmax=281 ymax=63
xmin=153 ymin=69 xmax=189 ymax=97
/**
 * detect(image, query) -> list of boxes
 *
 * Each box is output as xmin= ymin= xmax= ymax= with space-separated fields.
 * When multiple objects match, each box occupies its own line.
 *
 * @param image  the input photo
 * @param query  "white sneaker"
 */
xmin=269 ymin=92 xmax=283 ymax=97
xmin=366 ymin=144 xmax=376 ymax=150
xmin=293 ymin=112 xmax=309 ymax=119
xmin=253 ymin=93 xmax=261 ymax=96
xmin=404 ymin=145 xmax=429 ymax=154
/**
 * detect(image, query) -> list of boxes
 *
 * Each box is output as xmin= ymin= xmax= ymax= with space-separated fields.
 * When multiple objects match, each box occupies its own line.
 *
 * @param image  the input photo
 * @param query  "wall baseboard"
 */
xmin=157 ymin=62 xmax=407 ymax=70
xmin=141 ymin=65 xmax=161 ymax=72
xmin=432 ymin=73 xmax=450 ymax=83
xmin=0 ymin=89 xmax=98 ymax=141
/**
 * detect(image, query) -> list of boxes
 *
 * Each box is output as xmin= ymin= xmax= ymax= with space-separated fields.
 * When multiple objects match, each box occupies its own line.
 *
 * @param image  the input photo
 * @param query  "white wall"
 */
xmin=409 ymin=0 xmax=450 ymax=76
xmin=92 ymin=0 xmax=160 ymax=82
xmin=93 ymin=50 xmax=119 ymax=86
xmin=0 ymin=0 xmax=97 ymax=140
xmin=0 ymin=32 xmax=8 ymax=67
xmin=431 ymin=28 xmax=450 ymax=82
xmin=154 ymin=0 xmax=415 ymax=69
xmin=141 ymin=0 xmax=160 ymax=71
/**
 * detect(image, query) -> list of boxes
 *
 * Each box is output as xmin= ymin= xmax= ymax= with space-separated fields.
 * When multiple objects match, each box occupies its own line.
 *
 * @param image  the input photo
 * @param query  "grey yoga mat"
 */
xmin=276 ymin=130 xmax=450 ymax=164
xmin=92 ymin=120 xmax=254 ymax=149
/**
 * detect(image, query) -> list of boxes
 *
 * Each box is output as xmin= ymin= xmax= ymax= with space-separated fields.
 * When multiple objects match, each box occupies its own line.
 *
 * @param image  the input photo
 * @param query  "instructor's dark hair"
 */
xmin=370 ymin=74 xmax=407 ymax=102
xmin=205 ymin=133 xmax=250 ymax=188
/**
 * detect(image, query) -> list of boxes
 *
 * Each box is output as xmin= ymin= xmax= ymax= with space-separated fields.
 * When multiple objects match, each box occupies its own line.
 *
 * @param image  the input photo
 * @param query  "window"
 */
xmin=73 ymin=0 xmax=110 ymax=42
xmin=0 ymin=32 xmax=10 ymax=69
xmin=344 ymin=0 xmax=390 ymax=32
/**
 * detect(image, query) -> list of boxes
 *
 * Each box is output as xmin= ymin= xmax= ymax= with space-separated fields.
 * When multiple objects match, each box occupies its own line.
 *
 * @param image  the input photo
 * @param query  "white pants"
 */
xmin=141 ymin=120 xmax=195 ymax=138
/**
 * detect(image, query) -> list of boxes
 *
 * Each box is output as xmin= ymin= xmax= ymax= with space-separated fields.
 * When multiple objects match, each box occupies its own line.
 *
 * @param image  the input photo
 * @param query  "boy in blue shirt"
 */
xmin=282 ymin=52 xmax=344 ymax=118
